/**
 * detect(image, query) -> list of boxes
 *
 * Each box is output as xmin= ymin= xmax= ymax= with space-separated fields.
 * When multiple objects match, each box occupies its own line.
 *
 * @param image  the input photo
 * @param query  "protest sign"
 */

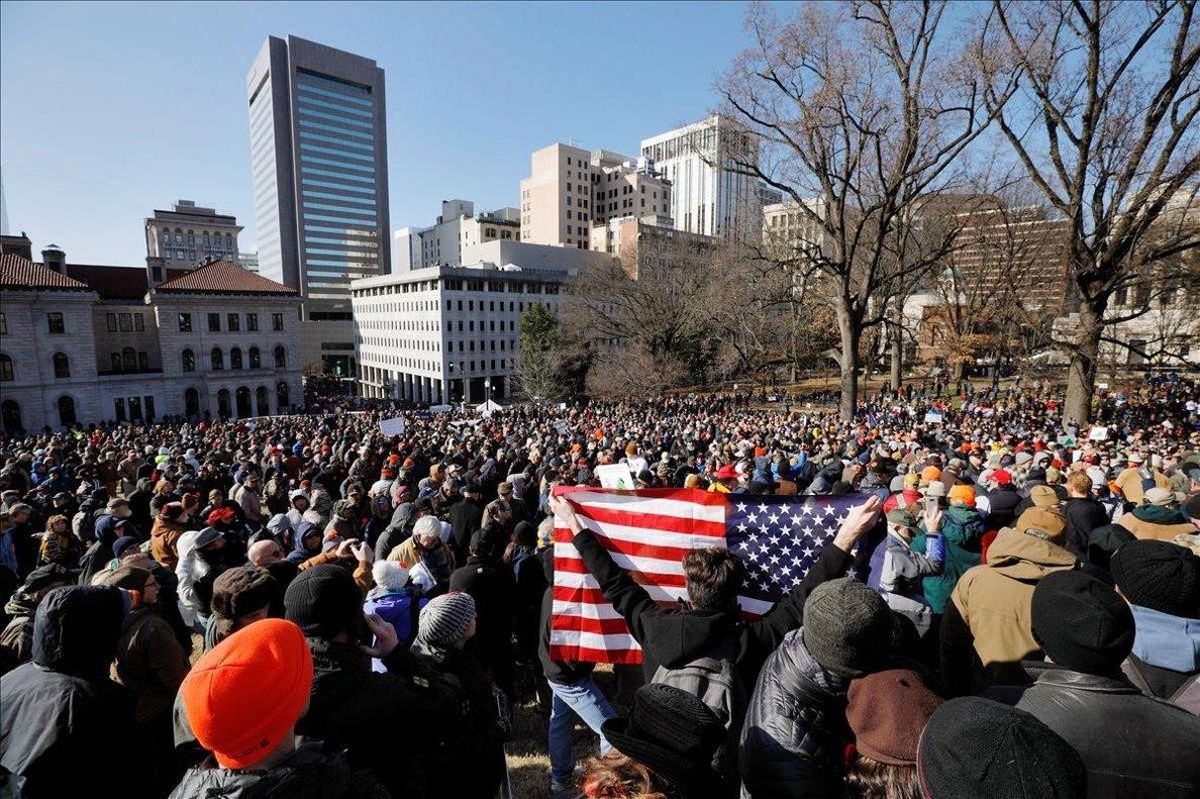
xmin=595 ymin=464 xmax=635 ymax=490
xmin=379 ymin=417 xmax=406 ymax=436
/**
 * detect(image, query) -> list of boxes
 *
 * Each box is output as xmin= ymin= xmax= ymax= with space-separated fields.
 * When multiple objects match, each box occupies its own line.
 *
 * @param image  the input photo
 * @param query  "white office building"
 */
xmin=352 ymin=240 xmax=610 ymax=404
xmin=640 ymin=115 xmax=759 ymax=240
xmin=393 ymin=200 xmax=520 ymax=270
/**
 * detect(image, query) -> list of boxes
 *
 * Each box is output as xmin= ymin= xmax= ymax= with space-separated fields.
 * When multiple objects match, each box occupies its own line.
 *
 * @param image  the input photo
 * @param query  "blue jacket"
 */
xmin=363 ymin=587 xmax=427 ymax=672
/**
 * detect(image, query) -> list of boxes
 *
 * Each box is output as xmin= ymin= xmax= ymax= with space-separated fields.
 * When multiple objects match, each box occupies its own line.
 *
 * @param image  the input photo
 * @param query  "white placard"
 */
xmin=595 ymin=464 xmax=635 ymax=490
xmin=1088 ymin=426 xmax=1109 ymax=441
xmin=924 ymin=411 xmax=943 ymax=424
xmin=378 ymin=417 xmax=406 ymax=436
xmin=554 ymin=421 xmax=569 ymax=435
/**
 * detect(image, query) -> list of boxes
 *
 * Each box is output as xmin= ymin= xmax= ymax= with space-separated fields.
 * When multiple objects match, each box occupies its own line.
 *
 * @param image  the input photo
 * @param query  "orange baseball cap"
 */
xmin=180 ymin=618 xmax=313 ymax=769
xmin=948 ymin=484 xmax=976 ymax=507
xmin=920 ymin=466 xmax=942 ymax=482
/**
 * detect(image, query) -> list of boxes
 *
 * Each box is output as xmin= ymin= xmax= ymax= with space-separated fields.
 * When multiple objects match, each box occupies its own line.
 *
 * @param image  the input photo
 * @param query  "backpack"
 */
xmin=651 ymin=633 xmax=746 ymax=780
xmin=72 ymin=509 xmax=97 ymax=545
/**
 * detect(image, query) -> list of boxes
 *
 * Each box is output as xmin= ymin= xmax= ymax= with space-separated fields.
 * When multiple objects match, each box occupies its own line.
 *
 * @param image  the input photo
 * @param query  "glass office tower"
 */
xmin=246 ymin=35 xmax=390 ymax=376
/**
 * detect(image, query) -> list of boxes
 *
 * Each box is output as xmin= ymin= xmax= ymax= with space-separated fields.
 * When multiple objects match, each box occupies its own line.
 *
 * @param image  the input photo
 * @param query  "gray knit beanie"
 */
xmin=801 ymin=577 xmax=893 ymax=677
xmin=417 ymin=591 xmax=476 ymax=648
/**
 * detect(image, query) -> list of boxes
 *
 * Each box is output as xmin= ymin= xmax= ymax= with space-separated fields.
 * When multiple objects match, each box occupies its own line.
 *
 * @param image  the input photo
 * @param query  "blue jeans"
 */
xmin=548 ymin=676 xmax=616 ymax=784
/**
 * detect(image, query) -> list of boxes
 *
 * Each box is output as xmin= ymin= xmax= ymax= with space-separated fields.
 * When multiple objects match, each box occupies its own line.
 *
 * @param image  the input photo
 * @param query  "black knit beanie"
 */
xmin=1031 ymin=570 xmax=1134 ymax=675
xmin=802 ymin=577 xmax=893 ymax=677
xmin=1110 ymin=540 xmax=1200 ymax=619
xmin=284 ymin=564 xmax=364 ymax=640
xmin=918 ymin=697 xmax=1086 ymax=799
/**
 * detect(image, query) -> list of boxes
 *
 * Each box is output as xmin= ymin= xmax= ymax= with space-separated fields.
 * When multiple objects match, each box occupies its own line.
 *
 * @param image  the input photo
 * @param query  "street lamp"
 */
xmin=484 ymin=377 xmax=492 ymax=405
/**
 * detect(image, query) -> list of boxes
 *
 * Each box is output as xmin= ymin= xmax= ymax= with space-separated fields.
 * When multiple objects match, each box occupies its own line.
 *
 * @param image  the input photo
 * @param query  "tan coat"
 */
xmin=149 ymin=517 xmax=186 ymax=569
xmin=111 ymin=607 xmax=189 ymax=723
xmin=1121 ymin=513 xmax=1196 ymax=541
xmin=950 ymin=528 xmax=1077 ymax=676
xmin=1112 ymin=467 xmax=1171 ymax=505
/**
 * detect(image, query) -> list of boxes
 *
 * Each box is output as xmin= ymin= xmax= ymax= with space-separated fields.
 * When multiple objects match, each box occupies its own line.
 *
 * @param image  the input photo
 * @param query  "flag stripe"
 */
xmin=572 ymin=504 xmax=726 ymax=538
xmin=549 ymin=643 xmax=645 ymax=664
xmin=556 ymin=527 xmax=708 ymax=564
xmin=551 ymin=613 xmax=636 ymax=635
xmin=552 ymin=552 xmax=689 ymax=584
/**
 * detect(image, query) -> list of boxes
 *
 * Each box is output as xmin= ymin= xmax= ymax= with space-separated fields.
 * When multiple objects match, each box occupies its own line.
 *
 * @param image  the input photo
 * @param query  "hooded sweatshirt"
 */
xmin=948 ymin=528 xmax=1077 ymax=675
xmin=1121 ymin=603 xmax=1200 ymax=712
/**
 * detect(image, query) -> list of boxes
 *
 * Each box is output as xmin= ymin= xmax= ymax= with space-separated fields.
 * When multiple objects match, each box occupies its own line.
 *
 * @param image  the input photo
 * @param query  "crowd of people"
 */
xmin=0 ymin=375 xmax=1197 ymax=799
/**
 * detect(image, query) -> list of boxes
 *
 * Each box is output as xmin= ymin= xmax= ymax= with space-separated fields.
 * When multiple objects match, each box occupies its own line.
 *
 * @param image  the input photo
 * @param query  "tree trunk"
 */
xmin=837 ymin=306 xmax=861 ymax=420
xmin=1063 ymin=302 xmax=1104 ymax=428
xmin=889 ymin=299 xmax=903 ymax=389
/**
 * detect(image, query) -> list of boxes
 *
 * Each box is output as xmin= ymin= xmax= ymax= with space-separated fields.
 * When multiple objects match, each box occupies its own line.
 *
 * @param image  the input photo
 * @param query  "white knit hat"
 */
xmin=372 ymin=560 xmax=410 ymax=592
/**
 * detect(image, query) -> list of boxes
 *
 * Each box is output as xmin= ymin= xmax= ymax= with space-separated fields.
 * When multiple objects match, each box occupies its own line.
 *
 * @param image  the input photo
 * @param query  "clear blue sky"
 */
xmin=0 ymin=1 xmax=761 ymax=265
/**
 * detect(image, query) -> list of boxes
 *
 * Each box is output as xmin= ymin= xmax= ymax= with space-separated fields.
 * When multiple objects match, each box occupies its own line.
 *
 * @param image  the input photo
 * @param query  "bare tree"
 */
xmin=719 ymin=0 xmax=1014 ymax=419
xmin=978 ymin=0 xmax=1199 ymax=425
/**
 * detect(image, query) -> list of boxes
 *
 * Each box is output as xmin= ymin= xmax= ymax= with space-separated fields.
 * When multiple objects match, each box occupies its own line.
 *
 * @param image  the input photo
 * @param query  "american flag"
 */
xmin=550 ymin=488 xmax=863 ymax=664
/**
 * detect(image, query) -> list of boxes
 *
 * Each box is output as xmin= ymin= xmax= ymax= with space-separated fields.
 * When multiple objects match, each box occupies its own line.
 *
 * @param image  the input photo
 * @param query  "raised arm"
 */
xmin=549 ymin=494 xmax=659 ymax=644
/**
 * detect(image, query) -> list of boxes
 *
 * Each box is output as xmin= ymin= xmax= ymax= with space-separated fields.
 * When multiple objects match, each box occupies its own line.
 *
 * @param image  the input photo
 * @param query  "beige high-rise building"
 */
xmin=520 ymin=144 xmax=594 ymax=249
xmin=519 ymin=144 xmax=672 ymax=249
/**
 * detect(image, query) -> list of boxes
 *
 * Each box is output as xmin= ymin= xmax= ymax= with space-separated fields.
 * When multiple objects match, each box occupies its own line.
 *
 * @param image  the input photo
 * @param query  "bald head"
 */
xmin=248 ymin=539 xmax=284 ymax=566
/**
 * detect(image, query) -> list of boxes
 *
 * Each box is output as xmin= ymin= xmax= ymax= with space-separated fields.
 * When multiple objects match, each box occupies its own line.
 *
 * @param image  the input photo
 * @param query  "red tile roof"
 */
xmin=154 ymin=259 xmax=298 ymax=296
xmin=0 ymin=253 xmax=91 ymax=291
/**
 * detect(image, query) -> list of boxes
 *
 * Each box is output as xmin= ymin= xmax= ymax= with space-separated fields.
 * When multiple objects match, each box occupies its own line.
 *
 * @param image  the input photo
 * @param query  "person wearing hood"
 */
xmin=151 ymin=502 xmax=191 ymax=570
xmin=286 ymin=489 xmax=311 ymax=531
xmin=168 ymin=618 xmax=389 ymax=799
xmin=94 ymin=497 xmax=134 ymax=551
xmin=1111 ymin=540 xmax=1200 ymax=713
xmin=326 ymin=498 xmax=360 ymax=543
xmin=993 ymin=570 xmax=1200 ymax=797
xmin=1120 ymin=487 xmax=1195 ymax=541
xmin=0 ymin=585 xmax=143 ymax=798
xmin=37 ymin=513 xmax=78 ymax=569
xmin=0 ymin=563 xmax=74 ymax=673
xmin=288 ymin=520 xmax=324 ymax=565
xmin=175 ymin=527 xmax=226 ymax=631
xmin=388 ymin=514 xmax=456 ymax=586
xmin=939 ymin=511 xmax=1079 ymax=696
xmin=363 ymin=560 xmax=428 ymax=672
xmin=95 ymin=565 xmax=191 ymax=795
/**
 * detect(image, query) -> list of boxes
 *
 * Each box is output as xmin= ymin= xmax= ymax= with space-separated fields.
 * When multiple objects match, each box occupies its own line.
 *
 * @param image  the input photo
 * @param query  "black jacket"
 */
xmin=538 ymin=546 xmax=597 ymax=685
xmin=993 ymin=669 xmax=1200 ymax=799
xmin=296 ymin=637 xmax=459 ymax=799
xmin=449 ymin=555 xmax=516 ymax=696
xmin=572 ymin=528 xmax=855 ymax=686
xmin=739 ymin=629 xmax=850 ymax=799
xmin=983 ymin=487 xmax=1022 ymax=529
xmin=0 ymin=586 xmax=141 ymax=798
xmin=410 ymin=640 xmax=506 ymax=799
xmin=168 ymin=743 xmax=388 ymax=799
xmin=1062 ymin=497 xmax=1110 ymax=561
xmin=447 ymin=499 xmax=484 ymax=563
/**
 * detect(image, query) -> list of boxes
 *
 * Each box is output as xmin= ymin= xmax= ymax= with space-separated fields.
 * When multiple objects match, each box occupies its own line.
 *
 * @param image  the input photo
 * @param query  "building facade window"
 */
xmin=119 ymin=313 xmax=132 ymax=332
xmin=0 ymin=353 xmax=13 ymax=382
xmin=211 ymin=348 xmax=224 ymax=370
xmin=230 ymin=347 xmax=243 ymax=370
xmin=228 ymin=313 xmax=240 ymax=332
xmin=0 ymin=313 xmax=5 ymax=335
xmin=179 ymin=313 xmax=192 ymax=332
xmin=182 ymin=349 xmax=196 ymax=372
xmin=138 ymin=352 xmax=149 ymax=370
xmin=114 ymin=397 xmax=126 ymax=422
xmin=106 ymin=313 xmax=117 ymax=332
xmin=246 ymin=313 xmax=258 ymax=332
xmin=122 ymin=348 xmax=137 ymax=371
xmin=208 ymin=313 xmax=221 ymax=332
xmin=111 ymin=353 xmax=121 ymax=372
xmin=248 ymin=347 xmax=261 ymax=369
xmin=53 ymin=353 xmax=70 ymax=379
xmin=135 ymin=313 xmax=145 ymax=332
xmin=274 ymin=346 xmax=286 ymax=368
xmin=47 ymin=313 xmax=65 ymax=334
xmin=272 ymin=313 xmax=284 ymax=331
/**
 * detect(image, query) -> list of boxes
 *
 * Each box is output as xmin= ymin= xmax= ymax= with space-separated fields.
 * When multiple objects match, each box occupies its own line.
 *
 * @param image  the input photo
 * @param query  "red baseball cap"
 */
xmin=991 ymin=469 xmax=1013 ymax=485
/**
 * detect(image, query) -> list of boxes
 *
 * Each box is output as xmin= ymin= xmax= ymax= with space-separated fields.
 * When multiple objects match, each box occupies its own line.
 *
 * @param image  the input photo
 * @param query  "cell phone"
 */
xmin=925 ymin=497 xmax=940 ymax=515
